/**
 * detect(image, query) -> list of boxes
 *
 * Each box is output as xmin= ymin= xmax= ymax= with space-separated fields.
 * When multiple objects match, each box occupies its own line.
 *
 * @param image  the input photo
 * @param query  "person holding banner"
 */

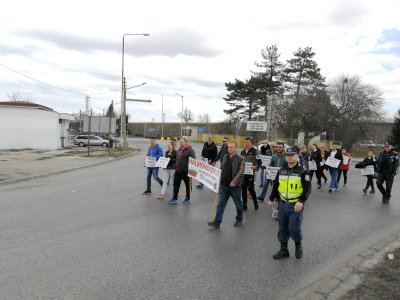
xmin=258 ymin=143 xmax=271 ymax=187
xmin=268 ymin=147 xmax=311 ymax=259
xmin=337 ymin=147 xmax=352 ymax=187
xmin=157 ymin=142 xmax=177 ymax=199
xmin=327 ymin=144 xmax=343 ymax=193
xmin=207 ymin=141 xmax=244 ymax=229
xmin=376 ymin=142 xmax=399 ymax=203
xmin=362 ymin=150 xmax=377 ymax=194
xmin=309 ymin=144 xmax=323 ymax=189
xmin=143 ymin=138 xmax=164 ymax=195
xmin=319 ymin=145 xmax=329 ymax=183
xmin=240 ymin=137 xmax=261 ymax=211
xmin=196 ymin=137 xmax=218 ymax=189
xmin=256 ymin=142 xmax=276 ymax=201
xmin=169 ymin=137 xmax=196 ymax=205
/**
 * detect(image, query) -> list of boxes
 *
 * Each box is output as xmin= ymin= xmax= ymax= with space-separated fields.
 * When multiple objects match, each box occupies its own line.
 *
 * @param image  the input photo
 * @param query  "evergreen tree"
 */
xmin=389 ymin=109 xmax=400 ymax=147
xmin=284 ymin=47 xmax=325 ymax=100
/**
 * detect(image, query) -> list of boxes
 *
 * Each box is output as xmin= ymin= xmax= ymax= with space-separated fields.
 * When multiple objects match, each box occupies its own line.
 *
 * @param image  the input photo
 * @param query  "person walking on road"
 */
xmin=169 ymin=138 xmax=196 ymax=205
xmin=157 ymin=142 xmax=177 ymax=199
xmin=319 ymin=145 xmax=328 ymax=183
xmin=258 ymin=143 xmax=270 ymax=187
xmin=196 ymin=137 xmax=218 ymax=189
xmin=376 ymin=142 xmax=399 ymax=203
xmin=215 ymin=137 xmax=229 ymax=165
xmin=309 ymin=143 xmax=323 ymax=189
xmin=337 ymin=147 xmax=351 ymax=187
xmin=299 ymin=145 xmax=310 ymax=170
xmin=257 ymin=142 xmax=277 ymax=201
xmin=268 ymin=147 xmax=311 ymax=259
xmin=143 ymin=138 xmax=163 ymax=195
xmin=207 ymin=141 xmax=244 ymax=229
xmin=327 ymin=144 xmax=343 ymax=193
xmin=240 ymin=137 xmax=261 ymax=211
xmin=362 ymin=150 xmax=377 ymax=194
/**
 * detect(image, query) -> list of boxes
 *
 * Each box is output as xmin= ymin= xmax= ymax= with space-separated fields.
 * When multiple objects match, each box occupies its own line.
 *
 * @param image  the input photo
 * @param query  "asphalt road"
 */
xmin=1 ymin=138 xmax=400 ymax=299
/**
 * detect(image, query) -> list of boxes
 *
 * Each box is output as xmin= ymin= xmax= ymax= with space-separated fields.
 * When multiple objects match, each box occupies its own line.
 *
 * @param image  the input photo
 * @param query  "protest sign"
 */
xmin=343 ymin=156 xmax=350 ymax=165
xmin=258 ymin=155 xmax=272 ymax=167
xmin=266 ymin=166 xmax=280 ymax=180
xmin=320 ymin=160 xmax=325 ymax=166
xmin=188 ymin=158 xmax=221 ymax=193
xmin=244 ymin=162 xmax=254 ymax=175
xmin=309 ymin=161 xmax=317 ymax=171
xmin=325 ymin=157 xmax=341 ymax=168
xmin=145 ymin=156 xmax=157 ymax=168
xmin=155 ymin=157 xmax=170 ymax=168
xmin=361 ymin=166 xmax=375 ymax=176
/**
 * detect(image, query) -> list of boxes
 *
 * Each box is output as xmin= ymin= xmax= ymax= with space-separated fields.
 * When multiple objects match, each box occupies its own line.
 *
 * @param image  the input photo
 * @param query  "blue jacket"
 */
xmin=147 ymin=144 xmax=163 ymax=160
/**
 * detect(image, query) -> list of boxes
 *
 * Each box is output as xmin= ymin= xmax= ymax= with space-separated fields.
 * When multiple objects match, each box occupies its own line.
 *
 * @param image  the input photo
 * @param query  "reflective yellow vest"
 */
xmin=278 ymin=171 xmax=303 ymax=203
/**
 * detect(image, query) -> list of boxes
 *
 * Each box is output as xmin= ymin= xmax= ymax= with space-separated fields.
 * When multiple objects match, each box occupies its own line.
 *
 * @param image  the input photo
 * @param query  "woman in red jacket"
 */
xmin=338 ymin=147 xmax=351 ymax=187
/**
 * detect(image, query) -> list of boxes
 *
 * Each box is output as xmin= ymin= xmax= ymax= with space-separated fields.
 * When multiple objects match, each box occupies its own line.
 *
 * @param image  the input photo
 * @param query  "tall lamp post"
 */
xmin=175 ymin=93 xmax=184 ymax=137
xmin=121 ymin=33 xmax=149 ymax=149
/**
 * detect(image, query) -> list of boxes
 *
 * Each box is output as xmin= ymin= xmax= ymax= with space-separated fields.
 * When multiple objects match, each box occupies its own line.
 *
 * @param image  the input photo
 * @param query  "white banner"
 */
xmin=188 ymin=158 xmax=221 ymax=193
xmin=266 ymin=166 xmax=280 ymax=180
xmin=258 ymin=155 xmax=272 ymax=167
xmin=325 ymin=157 xmax=341 ymax=168
xmin=244 ymin=162 xmax=254 ymax=175
xmin=343 ymin=156 xmax=350 ymax=165
xmin=320 ymin=159 xmax=325 ymax=166
xmin=145 ymin=156 xmax=157 ymax=168
xmin=361 ymin=166 xmax=375 ymax=176
xmin=155 ymin=157 xmax=171 ymax=168
xmin=309 ymin=161 xmax=317 ymax=171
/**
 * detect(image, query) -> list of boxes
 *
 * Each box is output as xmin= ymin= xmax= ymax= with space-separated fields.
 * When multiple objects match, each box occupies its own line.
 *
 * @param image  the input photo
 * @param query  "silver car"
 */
xmin=73 ymin=135 xmax=109 ymax=147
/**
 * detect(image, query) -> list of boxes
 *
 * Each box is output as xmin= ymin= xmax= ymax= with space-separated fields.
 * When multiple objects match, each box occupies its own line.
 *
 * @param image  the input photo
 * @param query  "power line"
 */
xmin=0 ymin=62 xmax=85 ymax=96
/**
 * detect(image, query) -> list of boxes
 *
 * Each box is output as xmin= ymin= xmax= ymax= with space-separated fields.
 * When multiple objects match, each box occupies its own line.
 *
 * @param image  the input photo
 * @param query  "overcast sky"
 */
xmin=1 ymin=0 xmax=399 ymax=122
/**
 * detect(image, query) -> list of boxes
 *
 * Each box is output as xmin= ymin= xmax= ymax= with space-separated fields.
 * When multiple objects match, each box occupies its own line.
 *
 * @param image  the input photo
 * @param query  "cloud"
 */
xmin=16 ymin=28 xmax=221 ymax=58
xmin=328 ymin=0 xmax=369 ymax=26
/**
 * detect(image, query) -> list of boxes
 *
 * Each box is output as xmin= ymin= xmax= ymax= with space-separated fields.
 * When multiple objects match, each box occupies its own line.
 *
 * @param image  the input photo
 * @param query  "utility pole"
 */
xmin=88 ymin=109 xmax=92 ymax=156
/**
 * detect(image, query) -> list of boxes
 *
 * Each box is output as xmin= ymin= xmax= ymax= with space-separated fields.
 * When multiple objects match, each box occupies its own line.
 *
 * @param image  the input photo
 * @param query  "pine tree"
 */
xmin=389 ymin=109 xmax=400 ymax=147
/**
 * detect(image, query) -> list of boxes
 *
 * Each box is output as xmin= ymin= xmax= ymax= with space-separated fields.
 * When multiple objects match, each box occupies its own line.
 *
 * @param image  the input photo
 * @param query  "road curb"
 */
xmin=0 ymin=151 xmax=137 ymax=186
xmin=291 ymin=232 xmax=400 ymax=299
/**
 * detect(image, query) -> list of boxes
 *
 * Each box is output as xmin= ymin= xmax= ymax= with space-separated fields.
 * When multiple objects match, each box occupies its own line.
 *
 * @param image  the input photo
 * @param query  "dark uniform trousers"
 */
xmin=278 ymin=201 xmax=303 ymax=243
xmin=376 ymin=172 xmax=394 ymax=199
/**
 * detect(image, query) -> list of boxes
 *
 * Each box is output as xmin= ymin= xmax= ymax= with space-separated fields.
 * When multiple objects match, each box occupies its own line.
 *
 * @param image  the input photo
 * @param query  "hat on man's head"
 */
xmin=384 ymin=141 xmax=393 ymax=147
xmin=285 ymin=147 xmax=298 ymax=155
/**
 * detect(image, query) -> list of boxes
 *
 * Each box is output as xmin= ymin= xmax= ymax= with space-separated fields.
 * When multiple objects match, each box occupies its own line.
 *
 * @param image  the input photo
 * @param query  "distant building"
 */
xmin=0 ymin=101 xmax=75 ymax=149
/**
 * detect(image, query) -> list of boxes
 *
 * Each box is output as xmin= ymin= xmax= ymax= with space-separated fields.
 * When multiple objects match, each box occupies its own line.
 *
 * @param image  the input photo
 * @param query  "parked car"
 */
xmin=73 ymin=135 xmax=109 ymax=147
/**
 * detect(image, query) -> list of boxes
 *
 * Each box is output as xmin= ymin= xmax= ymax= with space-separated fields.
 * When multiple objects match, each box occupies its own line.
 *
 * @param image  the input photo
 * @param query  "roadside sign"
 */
xmin=246 ymin=121 xmax=267 ymax=132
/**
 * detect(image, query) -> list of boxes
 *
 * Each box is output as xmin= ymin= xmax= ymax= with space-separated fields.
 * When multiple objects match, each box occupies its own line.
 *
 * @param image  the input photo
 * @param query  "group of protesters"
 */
xmin=142 ymin=136 xmax=399 ymax=259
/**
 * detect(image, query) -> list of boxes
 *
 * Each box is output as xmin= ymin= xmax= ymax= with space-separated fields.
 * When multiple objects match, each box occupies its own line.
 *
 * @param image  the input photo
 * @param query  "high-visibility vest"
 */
xmin=278 ymin=172 xmax=303 ymax=202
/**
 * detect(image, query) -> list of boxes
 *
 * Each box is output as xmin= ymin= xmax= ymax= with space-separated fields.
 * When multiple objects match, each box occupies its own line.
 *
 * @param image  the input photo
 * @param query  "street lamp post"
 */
xmin=175 ymin=93 xmax=184 ymax=137
xmin=121 ymin=33 xmax=149 ymax=149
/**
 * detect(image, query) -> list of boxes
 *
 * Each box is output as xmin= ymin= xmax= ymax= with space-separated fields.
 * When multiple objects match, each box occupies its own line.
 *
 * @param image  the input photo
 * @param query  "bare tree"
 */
xmin=7 ymin=91 xmax=32 ymax=102
xmin=177 ymin=108 xmax=194 ymax=123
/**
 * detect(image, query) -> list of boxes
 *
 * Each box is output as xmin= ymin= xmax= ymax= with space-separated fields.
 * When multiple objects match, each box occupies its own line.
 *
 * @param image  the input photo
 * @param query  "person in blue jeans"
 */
xmin=327 ymin=144 xmax=343 ymax=193
xmin=208 ymin=141 xmax=244 ymax=229
xmin=143 ymin=137 xmax=163 ymax=195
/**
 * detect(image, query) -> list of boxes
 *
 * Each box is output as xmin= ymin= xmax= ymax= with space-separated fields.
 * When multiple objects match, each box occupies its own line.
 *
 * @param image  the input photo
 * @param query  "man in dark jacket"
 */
xmin=169 ymin=137 xmax=196 ymax=205
xmin=215 ymin=137 xmax=229 ymax=165
xmin=208 ymin=141 xmax=244 ymax=229
xmin=240 ymin=137 xmax=261 ymax=210
xmin=196 ymin=137 xmax=218 ymax=189
xmin=268 ymin=147 xmax=311 ymax=259
xmin=376 ymin=142 xmax=399 ymax=203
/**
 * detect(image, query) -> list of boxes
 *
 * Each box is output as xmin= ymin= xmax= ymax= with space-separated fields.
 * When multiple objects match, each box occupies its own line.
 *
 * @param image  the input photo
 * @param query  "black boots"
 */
xmin=273 ymin=242 xmax=290 ymax=259
xmin=273 ymin=242 xmax=303 ymax=259
xmin=295 ymin=242 xmax=303 ymax=259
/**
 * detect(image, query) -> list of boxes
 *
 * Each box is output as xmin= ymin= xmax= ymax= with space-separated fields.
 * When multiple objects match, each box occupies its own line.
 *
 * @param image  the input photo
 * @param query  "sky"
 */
xmin=0 ymin=0 xmax=399 ymax=122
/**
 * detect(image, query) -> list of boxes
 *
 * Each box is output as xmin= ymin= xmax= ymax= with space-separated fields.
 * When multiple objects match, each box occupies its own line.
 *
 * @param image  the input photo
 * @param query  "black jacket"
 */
xmin=175 ymin=146 xmax=196 ymax=172
xmin=220 ymin=154 xmax=244 ymax=187
xmin=201 ymin=142 xmax=218 ymax=163
xmin=240 ymin=147 xmax=262 ymax=171
xmin=215 ymin=145 xmax=228 ymax=163
xmin=326 ymin=150 xmax=343 ymax=170
xmin=310 ymin=149 xmax=322 ymax=168
xmin=269 ymin=161 xmax=311 ymax=204
xmin=165 ymin=150 xmax=177 ymax=169
xmin=377 ymin=150 xmax=399 ymax=176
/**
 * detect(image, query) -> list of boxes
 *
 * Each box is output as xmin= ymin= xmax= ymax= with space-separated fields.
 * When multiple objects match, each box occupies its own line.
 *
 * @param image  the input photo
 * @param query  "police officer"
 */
xmin=268 ymin=147 xmax=311 ymax=259
xmin=376 ymin=142 xmax=399 ymax=203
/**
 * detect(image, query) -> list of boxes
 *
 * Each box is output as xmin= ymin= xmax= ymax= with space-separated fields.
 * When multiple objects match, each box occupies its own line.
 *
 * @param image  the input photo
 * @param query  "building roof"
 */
xmin=0 ymin=101 xmax=54 ymax=111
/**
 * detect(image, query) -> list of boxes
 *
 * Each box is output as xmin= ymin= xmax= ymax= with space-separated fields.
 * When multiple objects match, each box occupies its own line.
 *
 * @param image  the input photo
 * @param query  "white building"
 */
xmin=0 ymin=101 xmax=75 ymax=149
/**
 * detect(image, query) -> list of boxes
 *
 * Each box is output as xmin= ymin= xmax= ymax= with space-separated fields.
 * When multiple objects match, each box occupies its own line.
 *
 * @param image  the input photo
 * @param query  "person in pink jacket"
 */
xmin=338 ymin=147 xmax=351 ymax=187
